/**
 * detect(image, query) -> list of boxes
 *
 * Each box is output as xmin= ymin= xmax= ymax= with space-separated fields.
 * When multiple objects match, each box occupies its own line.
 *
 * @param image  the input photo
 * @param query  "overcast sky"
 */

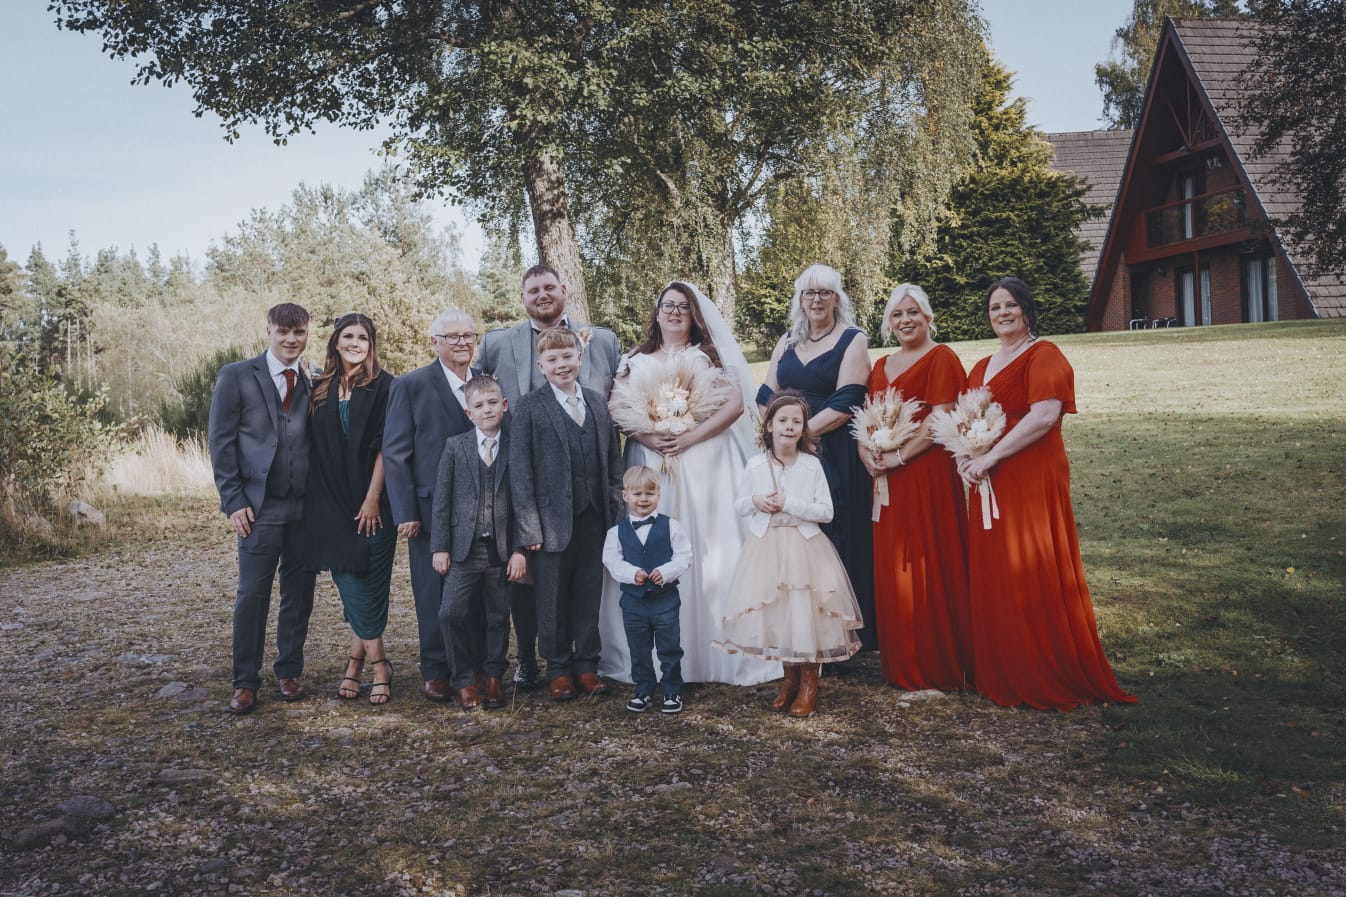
xmin=0 ymin=0 xmax=1133 ymax=271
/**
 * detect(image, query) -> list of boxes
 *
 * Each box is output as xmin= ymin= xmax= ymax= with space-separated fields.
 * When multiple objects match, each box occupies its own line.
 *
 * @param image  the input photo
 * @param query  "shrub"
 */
xmin=158 ymin=344 xmax=253 ymax=440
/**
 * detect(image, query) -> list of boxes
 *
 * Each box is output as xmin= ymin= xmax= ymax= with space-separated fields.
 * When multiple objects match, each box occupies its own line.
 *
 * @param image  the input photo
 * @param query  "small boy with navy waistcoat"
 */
xmin=601 ymin=466 xmax=692 ymax=714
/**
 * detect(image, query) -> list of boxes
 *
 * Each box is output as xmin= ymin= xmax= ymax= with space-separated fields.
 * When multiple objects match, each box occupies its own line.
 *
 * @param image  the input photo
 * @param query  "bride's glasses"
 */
xmin=658 ymin=301 xmax=692 ymax=315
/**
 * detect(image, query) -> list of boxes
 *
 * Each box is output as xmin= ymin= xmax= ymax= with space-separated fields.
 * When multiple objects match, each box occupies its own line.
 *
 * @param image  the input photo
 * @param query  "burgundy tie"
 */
xmin=282 ymin=369 xmax=296 ymax=412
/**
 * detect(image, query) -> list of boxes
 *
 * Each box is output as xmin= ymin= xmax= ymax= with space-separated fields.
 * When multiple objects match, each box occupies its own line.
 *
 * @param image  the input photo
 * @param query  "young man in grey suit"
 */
xmin=383 ymin=307 xmax=479 ymax=702
xmin=208 ymin=303 xmax=318 ymax=715
xmin=479 ymin=264 xmax=621 ymax=687
xmin=430 ymin=375 xmax=527 ymax=711
xmin=511 ymin=327 xmax=623 ymax=702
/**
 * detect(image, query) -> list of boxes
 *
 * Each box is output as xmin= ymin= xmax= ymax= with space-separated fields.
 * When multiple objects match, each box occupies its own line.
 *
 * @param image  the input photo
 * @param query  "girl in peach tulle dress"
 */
xmin=715 ymin=392 xmax=863 ymax=717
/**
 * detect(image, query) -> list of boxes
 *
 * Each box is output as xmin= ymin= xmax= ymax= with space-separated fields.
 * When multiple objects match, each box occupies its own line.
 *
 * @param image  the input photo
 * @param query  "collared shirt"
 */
xmin=601 ymin=515 xmax=692 ymax=586
xmin=474 ymin=426 xmax=501 ymax=465
xmin=548 ymin=380 xmax=585 ymax=423
xmin=530 ymin=315 xmax=571 ymax=336
xmin=440 ymin=361 xmax=470 ymax=410
xmin=265 ymin=349 xmax=302 ymax=404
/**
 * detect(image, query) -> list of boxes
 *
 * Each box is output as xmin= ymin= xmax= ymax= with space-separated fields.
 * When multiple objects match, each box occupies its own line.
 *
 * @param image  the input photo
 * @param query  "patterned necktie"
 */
xmin=482 ymin=436 xmax=496 ymax=466
xmin=282 ymin=369 xmax=296 ymax=412
xmin=565 ymin=395 xmax=584 ymax=426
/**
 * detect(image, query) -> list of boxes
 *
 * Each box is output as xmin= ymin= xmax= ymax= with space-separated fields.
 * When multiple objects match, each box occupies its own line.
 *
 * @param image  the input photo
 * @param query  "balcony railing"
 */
xmin=1144 ymin=187 xmax=1247 ymax=248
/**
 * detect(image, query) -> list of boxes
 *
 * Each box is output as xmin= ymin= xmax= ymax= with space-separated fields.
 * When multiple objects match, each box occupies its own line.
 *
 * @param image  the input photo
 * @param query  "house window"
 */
xmin=1177 ymin=264 xmax=1212 ymax=326
xmin=1244 ymin=255 xmax=1279 ymax=322
xmin=1180 ymin=174 xmax=1197 ymax=240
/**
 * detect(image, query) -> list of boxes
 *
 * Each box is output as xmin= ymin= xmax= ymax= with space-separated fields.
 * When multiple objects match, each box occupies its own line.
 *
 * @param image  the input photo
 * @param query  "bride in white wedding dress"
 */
xmin=599 ymin=281 xmax=781 ymax=687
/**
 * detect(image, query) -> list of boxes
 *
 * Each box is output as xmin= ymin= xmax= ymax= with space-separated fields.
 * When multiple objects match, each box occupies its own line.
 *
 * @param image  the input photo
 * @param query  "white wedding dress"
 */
xmin=599 ymin=349 xmax=782 ymax=686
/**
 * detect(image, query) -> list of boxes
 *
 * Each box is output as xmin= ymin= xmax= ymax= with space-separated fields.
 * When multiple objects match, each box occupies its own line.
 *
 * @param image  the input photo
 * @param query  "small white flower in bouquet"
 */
xmin=608 ymin=354 xmax=734 ymax=474
xmin=849 ymin=387 xmax=923 ymax=521
xmin=928 ymin=387 xmax=1007 ymax=529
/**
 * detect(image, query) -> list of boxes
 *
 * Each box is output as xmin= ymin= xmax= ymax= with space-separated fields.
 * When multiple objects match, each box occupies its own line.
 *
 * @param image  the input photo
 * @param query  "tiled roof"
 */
xmin=1173 ymin=17 xmax=1346 ymax=317
xmin=1044 ymin=129 xmax=1133 ymax=280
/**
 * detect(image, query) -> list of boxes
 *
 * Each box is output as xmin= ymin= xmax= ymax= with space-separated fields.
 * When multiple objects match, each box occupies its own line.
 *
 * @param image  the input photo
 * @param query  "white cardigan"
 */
xmin=734 ymin=451 xmax=833 ymax=539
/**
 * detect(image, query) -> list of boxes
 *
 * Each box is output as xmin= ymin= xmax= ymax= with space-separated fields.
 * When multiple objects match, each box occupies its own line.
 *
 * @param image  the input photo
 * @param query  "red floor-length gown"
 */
xmin=966 ymin=341 xmax=1135 ymax=710
xmin=869 ymin=345 xmax=974 ymax=691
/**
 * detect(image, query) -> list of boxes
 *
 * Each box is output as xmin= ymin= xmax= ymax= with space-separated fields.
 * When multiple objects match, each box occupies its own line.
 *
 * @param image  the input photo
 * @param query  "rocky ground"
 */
xmin=1 ymin=498 xmax=1343 ymax=897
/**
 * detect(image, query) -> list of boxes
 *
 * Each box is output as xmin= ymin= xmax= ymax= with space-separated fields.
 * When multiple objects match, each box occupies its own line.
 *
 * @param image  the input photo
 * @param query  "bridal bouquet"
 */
xmin=928 ymin=387 xmax=1007 ymax=529
xmin=849 ymin=387 xmax=923 ymax=521
xmin=607 ymin=354 xmax=734 ymax=475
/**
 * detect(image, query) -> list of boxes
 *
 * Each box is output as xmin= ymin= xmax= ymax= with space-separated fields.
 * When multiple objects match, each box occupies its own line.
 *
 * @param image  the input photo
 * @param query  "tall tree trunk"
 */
xmin=523 ymin=152 xmax=590 ymax=323
xmin=709 ymin=219 xmax=738 ymax=328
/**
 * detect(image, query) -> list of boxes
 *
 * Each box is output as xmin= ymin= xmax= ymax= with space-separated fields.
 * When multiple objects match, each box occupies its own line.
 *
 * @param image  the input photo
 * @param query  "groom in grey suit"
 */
xmin=208 ymin=303 xmax=318 ymax=715
xmin=383 ymin=307 xmax=479 ymax=701
xmin=479 ymin=264 xmax=620 ymax=687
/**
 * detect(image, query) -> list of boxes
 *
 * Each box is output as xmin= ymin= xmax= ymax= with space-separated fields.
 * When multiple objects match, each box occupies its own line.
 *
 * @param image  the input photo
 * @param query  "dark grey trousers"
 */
xmin=232 ymin=494 xmax=316 ymax=691
xmin=439 ymin=539 xmax=511 ymax=689
xmin=532 ymin=507 xmax=606 ymax=681
xmin=407 ymin=496 xmax=452 ymax=681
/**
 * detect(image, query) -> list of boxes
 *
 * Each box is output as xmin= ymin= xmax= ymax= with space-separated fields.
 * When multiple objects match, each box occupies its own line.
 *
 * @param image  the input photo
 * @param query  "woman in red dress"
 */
xmin=863 ymin=284 xmax=973 ymax=691
xmin=959 ymin=277 xmax=1135 ymax=710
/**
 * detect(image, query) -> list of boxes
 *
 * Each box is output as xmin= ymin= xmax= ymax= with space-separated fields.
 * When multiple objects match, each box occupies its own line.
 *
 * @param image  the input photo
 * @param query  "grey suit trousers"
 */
xmin=232 ymin=494 xmax=316 ymax=691
xmin=439 ymin=540 xmax=512 ymax=688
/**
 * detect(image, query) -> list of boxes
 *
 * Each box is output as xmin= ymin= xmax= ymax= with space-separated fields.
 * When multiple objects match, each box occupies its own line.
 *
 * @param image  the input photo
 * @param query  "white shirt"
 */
xmin=549 ymin=381 xmax=585 ymax=423
xmin=602 ymin=515 xmax=692 ymax=585
xmin=440 ymin=362 xmax=470 ymax=410
xmin=265 ymin=349 xmax=302 ymax=403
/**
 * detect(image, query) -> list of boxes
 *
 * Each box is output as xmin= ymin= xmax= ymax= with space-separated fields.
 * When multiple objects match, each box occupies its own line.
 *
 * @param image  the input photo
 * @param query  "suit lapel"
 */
xmin=426 ymin=362 xmax=470 ymax=432
xmin=251 ymin=354 xmax=280 ymax=434
xmin=540 ymin=389 xmax=571 ymax=445
xmin=492 ymin=424 xmax=510 ymax=492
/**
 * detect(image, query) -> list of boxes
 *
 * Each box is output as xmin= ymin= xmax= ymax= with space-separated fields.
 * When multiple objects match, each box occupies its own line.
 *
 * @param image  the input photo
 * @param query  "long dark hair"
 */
xmin=312 ymin=312 xmax=382 ymax=411
xmin=631 ymin=282 xmax=724 ymax=370
xmin=758 ymin=390 xmax=817 ymax=457
xmin=984 ymin=276 xmax=1039 ymax=338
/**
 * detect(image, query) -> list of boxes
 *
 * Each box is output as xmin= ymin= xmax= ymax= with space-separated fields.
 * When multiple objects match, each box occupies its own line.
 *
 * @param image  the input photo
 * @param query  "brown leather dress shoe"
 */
xmin=482 ymin=677 xmax=504 ymax=710
xmin=458 ymin=684 xmax=483 ymax=711
xmin=227 ymin=688 xmax=257 ymax=715
xmin=421 ymin=678 xmax=453 ymax=702
xmin=549 ymin=675 xmax=577 ymax=702
xmin=576 ymin=672 xmax=610 ymax=696
xmin=277 ymin=677 xmax=305 ymax=701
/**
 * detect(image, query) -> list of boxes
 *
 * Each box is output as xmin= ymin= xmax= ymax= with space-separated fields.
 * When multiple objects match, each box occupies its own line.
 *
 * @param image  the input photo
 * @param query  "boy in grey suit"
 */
xmin=430 ymin=376 xmax=527 ymax=711
xmin=208 ymin=303 xmax=318 ymax=715
xmin=510 ymin=327 xmax=623 ymax=702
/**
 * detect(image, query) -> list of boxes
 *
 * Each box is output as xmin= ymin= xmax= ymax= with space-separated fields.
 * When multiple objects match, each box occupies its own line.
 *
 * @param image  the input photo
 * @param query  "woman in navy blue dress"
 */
xmin=758 ymin=264 xmax=876 ymax=650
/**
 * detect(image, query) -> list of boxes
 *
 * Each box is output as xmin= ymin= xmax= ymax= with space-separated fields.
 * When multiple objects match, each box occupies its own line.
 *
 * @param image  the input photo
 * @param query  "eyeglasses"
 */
xmin=801 ymin=289 xmax=836 ymax=303
xmin=658 ymin=302 xmax=692 ymax=315
xmin=434 ymin=332 xmax=478 ymax=344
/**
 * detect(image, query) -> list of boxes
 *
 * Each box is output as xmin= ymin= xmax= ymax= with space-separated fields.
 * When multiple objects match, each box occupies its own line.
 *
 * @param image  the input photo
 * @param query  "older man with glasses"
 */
xmin=383 ymin=307 xmax=482 ymax=703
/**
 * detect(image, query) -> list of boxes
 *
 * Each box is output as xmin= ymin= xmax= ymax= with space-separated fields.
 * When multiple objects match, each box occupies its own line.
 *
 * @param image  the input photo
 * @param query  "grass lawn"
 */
xmin=1 ymin=319 xmax=1343 ymax=896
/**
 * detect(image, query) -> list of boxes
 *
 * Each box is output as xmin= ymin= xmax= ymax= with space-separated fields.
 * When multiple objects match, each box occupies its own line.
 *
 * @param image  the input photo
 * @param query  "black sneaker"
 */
xmin=660 ymin=695 xmax=683 ymax=714
xmin=627 ymin=694 xmax=654 ymax=713
xmin=513 ymin=664 xmax=541 ymax=690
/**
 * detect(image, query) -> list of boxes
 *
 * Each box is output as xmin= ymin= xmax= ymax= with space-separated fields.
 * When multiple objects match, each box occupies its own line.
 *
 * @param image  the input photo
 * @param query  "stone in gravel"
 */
xmin=654 ymin=781 xmax=694 ymax=793
xmin=555 ymin=891 xmax=586 ymax=897
xmin=56 ymin=796 xmax=117 ymax=820
xmin=66 ymin=500 xmax=107 ymax=527
xmin=901 ymin=689 xmax=946 ymax=701
xmin=117 ymin=652 xmax=172 ymax=667
xmin=12 ymin=816 xmax=89 ymax=849
xmin=74 ymin=591 xmax=110 ymax=602
xmin=0 ymin=622 xmax=23 ymax=631
xmin=154 ymin=682 xmax=189 ymax=699
xmin=201 ymin=858 xmax=233 ymax=873
xmin=156 ymin=768 xmax=213 ymax=785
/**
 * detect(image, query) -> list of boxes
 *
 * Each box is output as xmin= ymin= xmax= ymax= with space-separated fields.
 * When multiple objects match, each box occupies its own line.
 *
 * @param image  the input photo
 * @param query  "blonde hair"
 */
xmin=786 ymin=264 xmax=857 ymax=347
xmin=622 ymin=465 xmax=660 ymax=491
xmin=463 ymin=374 xmax=503 ymax=403
xmin=536 ymin=326 xmax=581 ymax=354
xmin=879 ymin=283 xmax=938 ymax=343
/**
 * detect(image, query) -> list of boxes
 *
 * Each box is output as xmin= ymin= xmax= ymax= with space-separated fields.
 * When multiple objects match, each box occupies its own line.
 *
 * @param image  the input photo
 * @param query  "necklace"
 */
xmin=807 ymin=322 xmax=837 ymax=343
xmin=660 ymin=341 xmax=692 ymax=356
xmin=998 ymin=333 xmax=1033 ymax=357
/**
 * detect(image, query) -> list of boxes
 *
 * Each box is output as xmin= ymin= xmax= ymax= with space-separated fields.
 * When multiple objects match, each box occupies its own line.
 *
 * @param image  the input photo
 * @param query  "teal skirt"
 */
xmin=331 ymin=525 xmax=397 ymax=639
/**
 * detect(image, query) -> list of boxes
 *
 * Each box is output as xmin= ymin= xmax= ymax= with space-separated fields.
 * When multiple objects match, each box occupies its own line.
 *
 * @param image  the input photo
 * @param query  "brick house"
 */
xmin=1051 ymin=17 xmax=1346 ymax=332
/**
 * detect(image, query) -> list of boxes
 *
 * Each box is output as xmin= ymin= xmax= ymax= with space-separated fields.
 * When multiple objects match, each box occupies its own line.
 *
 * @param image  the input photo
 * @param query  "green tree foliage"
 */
xmin=1238 ymin=0 xmax=1346 ymax=275
xmin=0 ymin=245 xmax=34 ymax=355
xmin=902 ymin=52 xmax=1101 ymax=341
xmin=0 ymin=351 xmax=119 ymax=528
xmin=157 ymin=345 xmax=254 ymax=440
xmin=474 ymin=231 xmax=528 ymax=332
xmin=1095 ymin=0 xmax=1244 ymax=129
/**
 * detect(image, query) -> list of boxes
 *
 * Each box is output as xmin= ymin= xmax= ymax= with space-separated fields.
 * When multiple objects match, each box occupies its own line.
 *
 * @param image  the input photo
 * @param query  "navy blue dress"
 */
xmin=775 ymin=327 xmax=877 ymax=651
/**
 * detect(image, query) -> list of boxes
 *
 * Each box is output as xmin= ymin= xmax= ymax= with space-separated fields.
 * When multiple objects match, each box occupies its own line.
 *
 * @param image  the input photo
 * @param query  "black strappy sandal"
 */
xmin=338 ymin=656 xmax=363 ymax=700
xmin=369 ymin=658 xmax=394 ymax=705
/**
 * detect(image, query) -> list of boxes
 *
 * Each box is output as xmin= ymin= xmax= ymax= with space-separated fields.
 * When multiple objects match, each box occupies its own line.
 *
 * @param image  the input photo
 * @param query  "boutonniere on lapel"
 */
xmin=570 ymin=324 xmax=594 ymax=351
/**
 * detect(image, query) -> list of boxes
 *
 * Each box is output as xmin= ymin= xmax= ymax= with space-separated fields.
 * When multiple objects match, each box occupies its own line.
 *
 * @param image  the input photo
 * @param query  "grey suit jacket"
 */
xmin=479 ymin=319 xmax=621 ymax=403
xmin=429 ymin=423 xmax=515 ymax=563
xmin=509 ymin=385 xmax=623 ymax=552
xmin=382 ymin=360 xmax=475 ymax=526
xmin=208 ymin=351 xmax=310 ymax=516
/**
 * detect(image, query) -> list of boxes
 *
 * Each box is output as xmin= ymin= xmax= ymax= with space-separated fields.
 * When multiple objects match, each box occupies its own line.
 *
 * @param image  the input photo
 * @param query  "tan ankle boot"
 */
xmin=770 ymin=663 xmax=801 ymax=712
xmin=789 ymin=664 xmax=819 ymax=717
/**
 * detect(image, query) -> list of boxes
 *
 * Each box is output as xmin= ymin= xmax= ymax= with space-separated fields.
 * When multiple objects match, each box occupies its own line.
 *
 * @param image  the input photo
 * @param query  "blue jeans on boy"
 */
xmin=620 ymin=589 xmax=683 ymax=698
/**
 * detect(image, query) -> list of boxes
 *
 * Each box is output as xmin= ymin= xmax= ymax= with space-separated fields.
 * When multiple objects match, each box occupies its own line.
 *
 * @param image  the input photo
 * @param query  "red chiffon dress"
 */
xmin=869 ymin=345 xmax=973 ymax=691
xmin=966 ymin=341 xmax=1135 ymax=710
